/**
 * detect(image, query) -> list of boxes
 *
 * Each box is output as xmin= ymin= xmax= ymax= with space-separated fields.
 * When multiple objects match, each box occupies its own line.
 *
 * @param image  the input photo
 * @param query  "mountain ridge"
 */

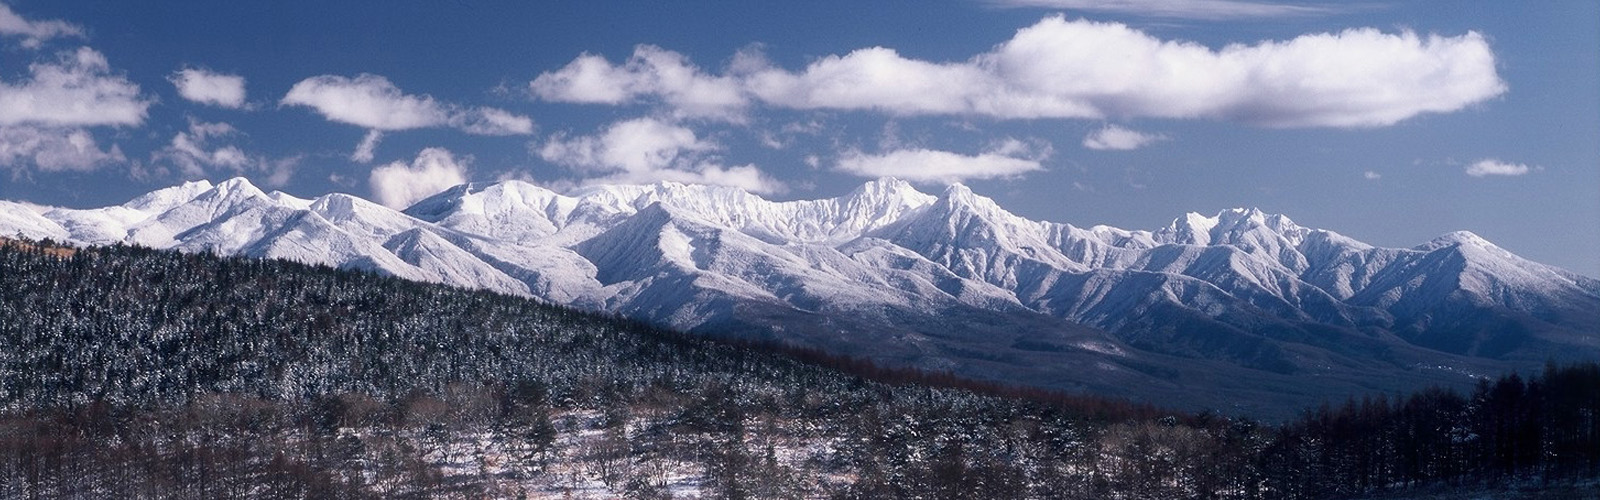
xmin=4 ymin=176 xmax=1596 ymax=414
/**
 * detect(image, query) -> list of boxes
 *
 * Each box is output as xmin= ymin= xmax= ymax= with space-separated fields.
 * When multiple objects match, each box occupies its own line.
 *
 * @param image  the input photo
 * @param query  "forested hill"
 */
xmin=1 ymin=238 xmax=1596 ymax=499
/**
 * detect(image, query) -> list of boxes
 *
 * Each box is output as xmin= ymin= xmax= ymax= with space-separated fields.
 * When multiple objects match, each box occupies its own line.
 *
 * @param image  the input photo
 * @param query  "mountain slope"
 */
xmin=5 ymin=177 xmax=1597 ymax=414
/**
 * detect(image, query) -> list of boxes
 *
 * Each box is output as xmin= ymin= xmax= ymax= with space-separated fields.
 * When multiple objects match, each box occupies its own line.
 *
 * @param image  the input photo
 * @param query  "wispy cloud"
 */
xmin=834 ymin=144 xmax=1046 ymax=184
xmin=1083 ymin=124 xmax=1165 ymax=150
xmin=538 ymin=117 xmax=782 ymax=193
xmin=351 ymin=130 xmax=383 ymax=163
xmin=1465 ymin=159 xmax=1532 ymax=177
xmin=0 ymin=3 xmax=84 ymax=48
xmin=153 ymin=119 xmax=299 ymax=187
xmin=282 ymin=73 xmax=533 ymax=162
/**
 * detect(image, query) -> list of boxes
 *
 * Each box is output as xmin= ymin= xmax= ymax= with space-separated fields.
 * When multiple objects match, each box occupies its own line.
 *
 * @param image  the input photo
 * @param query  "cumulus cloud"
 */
xmin=1363 ymin=171 xmax=1382 ymax=180
xmin=150 ymin=119 xmax=299 ymax=186
xmin=1465 ymin=159 xmax=1532 ymax=177
xmin=0 ymin=3 xmax=84 ymax=48
xmin=0 ymin=126 xmax=124 ymax=174
xmin=0 ymin=35 xmax=143 ymax=176
xmin=0 ymin=47 xmax=149 ymax=127
xmin=540 ymin=117 xmax=710 ymax=173
xmin=538 ymin=117 xmax=782 ymax=193
xmin=744 ymin=46 xmax=992 ymax=116
xmin=834 ymin=145 xmax=1046 ymax=184
xmin=282 ymin=74 xmax=453 ymax=130
xmin=170 ymin=68 xmax=247 ymax=108
xmin=157 ymin=120 xmax=251 ymax=177
xmin=763 ymin=17 xmax=1504 ymax=127
xmin=1082 ymin=124 xmax=1165 ymax=150
xmin=282 ymin=74 xmax=532 ymax=162
xmin=282 ymin=74 xmax=534 ymax=132
xmin=531 ymin=45 xmax=747 ymax=121
xmin=986 ymin=0 xmax=1337 ymax=20
xmin=538 ymin=17 xmax=1504 ymax=129
xmin=368 ymin=147 xmax=470 ymax=209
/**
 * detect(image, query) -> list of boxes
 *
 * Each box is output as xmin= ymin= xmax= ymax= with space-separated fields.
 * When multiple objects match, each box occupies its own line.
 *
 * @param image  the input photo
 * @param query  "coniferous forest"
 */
xmin=1 ymin=238 xmax=1596 ymax=499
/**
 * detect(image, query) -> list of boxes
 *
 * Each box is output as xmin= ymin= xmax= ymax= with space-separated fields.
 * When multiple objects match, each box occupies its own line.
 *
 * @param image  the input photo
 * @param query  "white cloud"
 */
xmin=1465 ymin=159 xmax=1532 ymax=177
xmin=530 ymin=54 xmax=634 ymax=104
xmin=540 ymin=117 xmax=709 ymax=174
xmin=0 ymin=43 xmax=142 ymax=176
xmin=531 ymin=45 xmax=748 ymax=121
xmin=282 ymin=74 xmax=452 ymax=130
xmin=987 ymin=0 xmax=1337 ymax=20
xmin=150 ymin=119 xmax=297 ymax=186
xmin=159 ymin=120 xmax=249 ymax=176
xmin=351 ymin=130 xmax=383 ymax=163
xmin=282 ymin=73 xmax=533 ymax=133
xmin=0 ymin=47 xmax=149 ymax=127
xmin=538 ymin=117 xmax=782 ymax=193
xmin=170 ymin=68 xmax=247 ymax=109
xmin=452 ymin=107 xmax=535 ymax=136
xmin=0 ymin=3 xmax=84 ymax=48
xmin=282 ymin=74 xmax=533 ymax=161
xmin=0 ymin=126 xmax=124 ymax=173
xmin=834 ymin=147 xmax=1045 ymax=184
xmin=988 ymin=137 xmax=1054 ymax=160
xmin=782 ymin=17 xmax=1505 ymax=127
xmin=745 ymin=46 xmax=990 ymax=116
xmin=547 ymin=17 xmax=1502 ymax=129
xmin=369 ymin=147 xmax=470 ymax=209
xmin=1363 ymin=170 xmax=1382 ymax=180
xmin=1083 ymin=124 xmax=1165 ymax=150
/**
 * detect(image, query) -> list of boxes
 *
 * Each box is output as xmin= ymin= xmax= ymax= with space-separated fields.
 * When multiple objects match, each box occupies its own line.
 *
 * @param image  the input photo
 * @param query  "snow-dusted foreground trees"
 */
xmin=0 ymin=239 xmax=1595 ymax=498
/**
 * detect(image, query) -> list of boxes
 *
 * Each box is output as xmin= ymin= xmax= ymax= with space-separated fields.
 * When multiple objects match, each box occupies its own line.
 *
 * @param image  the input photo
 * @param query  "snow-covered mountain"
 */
xmin=7 ymin=177 xmax=1598 ymax=415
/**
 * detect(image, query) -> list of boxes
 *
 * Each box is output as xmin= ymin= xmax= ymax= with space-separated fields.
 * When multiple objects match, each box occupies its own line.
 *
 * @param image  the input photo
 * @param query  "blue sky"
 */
xmin=2 ymin=0 xmax=1596 ymax=276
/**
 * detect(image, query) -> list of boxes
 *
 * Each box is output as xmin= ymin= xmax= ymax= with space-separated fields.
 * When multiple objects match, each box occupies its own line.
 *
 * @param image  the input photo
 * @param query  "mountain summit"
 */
xmin=5 ymin=178 xmax=1596 ymax=415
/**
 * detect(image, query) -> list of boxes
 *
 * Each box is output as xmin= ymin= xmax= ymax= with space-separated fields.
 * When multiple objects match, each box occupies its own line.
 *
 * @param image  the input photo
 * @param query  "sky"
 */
xmin=1 ymin=0 xmax=1596 ymax=276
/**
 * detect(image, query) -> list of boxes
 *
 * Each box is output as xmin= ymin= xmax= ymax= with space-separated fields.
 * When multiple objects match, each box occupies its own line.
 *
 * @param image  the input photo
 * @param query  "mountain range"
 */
xmin=5 ymin=177 xmax=1597 ymax=415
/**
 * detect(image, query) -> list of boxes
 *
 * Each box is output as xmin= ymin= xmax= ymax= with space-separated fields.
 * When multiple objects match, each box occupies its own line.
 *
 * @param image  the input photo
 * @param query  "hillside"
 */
xmin=6 ymin=179 xmax=1599 ymax=416
xmin=1 ymin=238 xmax=1596 ymax=498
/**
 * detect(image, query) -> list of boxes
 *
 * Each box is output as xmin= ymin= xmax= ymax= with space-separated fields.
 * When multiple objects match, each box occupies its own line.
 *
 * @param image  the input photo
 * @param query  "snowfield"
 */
xmin=6 ymin=177 xmax=1598 ymax=412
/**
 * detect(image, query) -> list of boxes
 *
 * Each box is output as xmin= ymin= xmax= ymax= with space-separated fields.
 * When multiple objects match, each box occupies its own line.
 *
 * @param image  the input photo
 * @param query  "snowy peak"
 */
xmin=4 ymin=176 xmax=1596 ymax=391
xmin=1416 ymin=230 xmax=1494 ymax=252
xmin=573 ymin=180 xmax=763 ymax=215
xmin=929 ymin=183 xmax=1031 ymax=228
xmin=836 ymin=177 xmax=937 ymax=224
xmin=308 ymin=193 xmax=392 ymax=223
xmin=1161 ymin=212 xmax=1221 ymax=246
xmin=845 ymin=177 xmax=932 ymax=207
xmin=1153 ymin=208 xmax=1317 ymax=270
xmin=269 ymin=191 xmax=313 ymax=210
xmin=939 ymin=183 xmax=986 ymax=208
xmin=210 ymin=177 xmax=267 ymax=201
xmin=1157 ymin=208 xmax=1308 ymax=246
xmin=123 ymin=179 xmax=214 ymax=213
